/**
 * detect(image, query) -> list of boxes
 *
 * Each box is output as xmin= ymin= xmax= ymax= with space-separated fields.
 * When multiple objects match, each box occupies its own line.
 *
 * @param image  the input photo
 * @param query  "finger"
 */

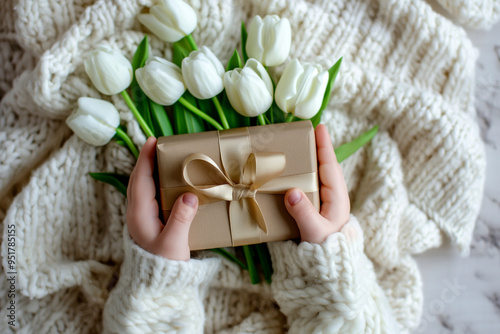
xmin=156 ymin=193 xmax=198 ymax=261
xmin=315 ymin=124 xmax=340 ymax=188
xmin=127 ymin=137 xmax=162 ymax=242
xmin=284 ymin=188 xmax=329 ymax=244
xmin=315 ymin=125 xmax=349 ymax=221
xmin=129 ymin=137 xmax=157 ymax=211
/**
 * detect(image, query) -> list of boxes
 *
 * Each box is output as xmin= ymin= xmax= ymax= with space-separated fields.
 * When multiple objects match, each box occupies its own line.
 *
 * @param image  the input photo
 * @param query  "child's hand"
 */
xmin=127 ymin=137 xmax=198 ymax=261
xmin=284 ymin=124 xmax=350 ymax=244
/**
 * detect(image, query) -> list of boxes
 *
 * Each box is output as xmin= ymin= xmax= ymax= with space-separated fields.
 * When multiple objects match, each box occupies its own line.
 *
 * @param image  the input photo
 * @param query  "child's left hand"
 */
xmin=126 ymin=137 xmax=199 ymax=261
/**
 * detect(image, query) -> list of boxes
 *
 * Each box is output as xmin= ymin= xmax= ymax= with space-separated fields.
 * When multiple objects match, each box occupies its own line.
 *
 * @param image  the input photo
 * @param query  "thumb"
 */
xmin=157 ymin=193 xmax=198 ymax=261
xmin=285 ymin=188 xmax=328 ymax=244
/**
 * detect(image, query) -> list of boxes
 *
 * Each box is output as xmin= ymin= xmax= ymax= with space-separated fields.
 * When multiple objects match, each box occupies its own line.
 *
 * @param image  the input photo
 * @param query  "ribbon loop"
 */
xmin=182 ymin=151 xmax=286 ymax=241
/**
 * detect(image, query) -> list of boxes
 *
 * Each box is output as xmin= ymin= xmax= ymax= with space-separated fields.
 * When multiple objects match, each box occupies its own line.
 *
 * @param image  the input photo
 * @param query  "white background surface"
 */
xmin=414 ymin=20 xmax=500 ymax=333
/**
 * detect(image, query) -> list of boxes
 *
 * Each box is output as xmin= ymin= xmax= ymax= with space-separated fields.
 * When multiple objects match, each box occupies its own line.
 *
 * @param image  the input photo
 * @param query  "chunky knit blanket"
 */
xmin=0 ymin=0 xmax=496 ymax=332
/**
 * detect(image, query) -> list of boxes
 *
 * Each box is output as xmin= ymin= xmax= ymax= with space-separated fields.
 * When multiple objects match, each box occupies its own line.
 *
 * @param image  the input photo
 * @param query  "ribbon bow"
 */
xmin=183 ymin=152 xmax=286 ymax=240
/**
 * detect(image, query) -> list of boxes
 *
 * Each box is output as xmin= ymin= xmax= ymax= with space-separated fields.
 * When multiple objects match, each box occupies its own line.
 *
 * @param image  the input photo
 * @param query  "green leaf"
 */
xmin=196 ymin=97 xmax=219 ymax=131
xmin=149 ymin=100 xmax=174 ymax=137
xmin=89 ymin=172 xmax=130 ymax=197
xmin=172 ymin=41 xmax=190 ymax=67
xmin=113 ymin=125 xmax=128 ymax=145
xmin=241 ymin=21 xmax=249 ymax=63
xmin=131 ymin=35 xmax=149 ymax=71
xmin=255 ymin=243 xmax=273 ymax=284
xmin=310 ymin=57 xmax=342 ymax=128
xmin=131 ymin=88 xmax=154 ymax=134
xmin=266 ymin=102 xmax=286 ymax=124
xmin=243 ymin=245 xmax=260 ymax=284
xmin=227 ymin=49 xmax=243 ymax=71
xmin=173 ymin=92 xmax=205 ymax=134
xmin=211 ymin=248 xmax=248 ymax=270
xmin=335 ymin=125 xmax=379 ymax=163
xmin=130 ymin=36 xmax=154 ymax=133
xmin=222 ymin=91 xmax=250 ymax=128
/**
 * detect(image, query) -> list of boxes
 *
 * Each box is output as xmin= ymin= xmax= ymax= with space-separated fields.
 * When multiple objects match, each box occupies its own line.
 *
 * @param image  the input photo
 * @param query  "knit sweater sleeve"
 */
xmin=268 ymin=215 xmax=400 ymax=333
xmin=102 ymin=226 xmax=221 ymax=334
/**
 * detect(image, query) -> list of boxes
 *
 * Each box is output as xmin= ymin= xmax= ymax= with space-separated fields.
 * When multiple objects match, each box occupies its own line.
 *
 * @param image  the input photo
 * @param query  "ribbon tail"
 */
xmin=229 ymin=200 xmax=264 ymax=247
xmin=246 ymin=198 xmax=268 ymax=234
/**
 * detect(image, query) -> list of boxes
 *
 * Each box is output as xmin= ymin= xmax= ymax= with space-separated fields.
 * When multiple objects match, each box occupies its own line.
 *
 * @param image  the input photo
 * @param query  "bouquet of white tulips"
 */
xmin=66 ymin=0 xmax=378 ymax=284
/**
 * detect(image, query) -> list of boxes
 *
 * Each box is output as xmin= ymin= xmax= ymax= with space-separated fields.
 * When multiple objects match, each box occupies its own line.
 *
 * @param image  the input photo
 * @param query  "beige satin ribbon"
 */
xmin=164 ymin=127 xmax=318 ymax=247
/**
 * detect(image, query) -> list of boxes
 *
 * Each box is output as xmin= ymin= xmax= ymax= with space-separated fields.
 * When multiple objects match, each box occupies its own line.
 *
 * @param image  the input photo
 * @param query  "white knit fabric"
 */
xmin=0 ymin=0 xmax=493 ymax=332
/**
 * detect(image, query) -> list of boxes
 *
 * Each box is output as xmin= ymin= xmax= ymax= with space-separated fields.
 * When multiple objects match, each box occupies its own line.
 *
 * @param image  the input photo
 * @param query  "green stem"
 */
xmin=285 ymin=113 xmax=294 ymax=122
xmin=211 ymin=248 xmax=248 ymax=270
xmin=120 ymin=90 xmax=155 ymax=138
xmin=178 ymin=97 xmax=224 ymax=130
xmin=243 ymin=245 xmax=260 ymax=284
xmin=257 ymin=114 xmax=266 ymax=126
xmin=212 ymin=97 xmax=230 ymax=129
xmin=186 ymin=34 xmax=198 ymax=51
xmin=255 ymin=243 xmax=273 ymax=284
xmin=115 ymin=127 xmax=139 ymax=159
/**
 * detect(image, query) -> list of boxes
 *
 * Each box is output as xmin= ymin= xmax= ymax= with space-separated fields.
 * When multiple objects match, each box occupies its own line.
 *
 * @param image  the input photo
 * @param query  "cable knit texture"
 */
xmin=0 ymin=0 xmax=492 ymax=332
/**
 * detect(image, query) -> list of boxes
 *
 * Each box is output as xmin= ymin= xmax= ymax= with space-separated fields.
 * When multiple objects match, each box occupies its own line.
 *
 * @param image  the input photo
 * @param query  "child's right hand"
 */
xmin=284 ymin=124 xmax=350 ymax=244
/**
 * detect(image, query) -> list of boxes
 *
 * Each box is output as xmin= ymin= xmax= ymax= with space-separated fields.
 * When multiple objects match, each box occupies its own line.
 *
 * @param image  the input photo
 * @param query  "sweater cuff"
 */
xmin=120 ymin=225 xmax=221 ymax=292
xmin=268 ymin=215 xmax=365 ymax=282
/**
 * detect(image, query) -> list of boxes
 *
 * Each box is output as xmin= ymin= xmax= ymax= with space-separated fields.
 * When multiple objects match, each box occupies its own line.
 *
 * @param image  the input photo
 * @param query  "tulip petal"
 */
xmin=294 ymin=70 xmax=329 ymax=119
xmin=236 ymin=68 xmax=273 ymax=117
xmin=246 ymin=16 xmax=264 ymax=64
xmin=66 ymin=97 xmax=119 ymax=146
xmin=183 ymin=58 xmax=223 ymax=99
xmin=84 ymin=56 xmax=107 ymax=95
xmin=158 ymin=0 xmax=197 ymax=36
xmin=138 ymin=13 xmax=184 ymax=42
xmin=264 ymin=18 xmax=291 ymax=66
xmin=224 ymin=70 xmax=245 ymax=115
xmin=95 ymin=52 xmax=133 ymax=95
xmin=77 ymin=97 xmax=120 ymax=129
xmin=275 ymin=59 xmax=303 ymax=113
xmin=245 ymin=59 xmax=273 ymax=95
xmin=67 ymin=114 xmax=116 ymax=146
xmin=199 ymin=46 xmax=225 ymax=77
xmin=136 ymin=57 xmax=186 ymax=105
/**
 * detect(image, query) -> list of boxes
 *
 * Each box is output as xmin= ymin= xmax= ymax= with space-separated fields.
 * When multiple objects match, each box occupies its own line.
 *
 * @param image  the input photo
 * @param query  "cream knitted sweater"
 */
xmin=0 ymin=0 xmax=494 ymax=333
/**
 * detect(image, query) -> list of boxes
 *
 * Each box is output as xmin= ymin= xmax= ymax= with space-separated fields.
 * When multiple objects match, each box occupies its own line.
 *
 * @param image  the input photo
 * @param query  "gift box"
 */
xmin=157 ymin=120 xmax=320 ymax=250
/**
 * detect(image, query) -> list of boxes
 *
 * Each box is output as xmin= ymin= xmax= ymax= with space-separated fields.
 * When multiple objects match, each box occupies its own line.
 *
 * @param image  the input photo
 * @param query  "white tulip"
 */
xmin=135 ymin=57 xmax=186 ymax=106
xmin=275 ymin=59 xmax=329 ymax=119
xmin=223 ymin=59 xmax=273 ymax=117
xmin=66 ymin=97 xmax=120 ymax=146
xmin=246 ymin=15 xmax=291 ymax=67
xmin=182 ymin=46 xmax=224 ymax=99
xmin=138 ymin=0 xmax=197 ymax=43
xmin=84 ymin=46 xmax=133 ymax=95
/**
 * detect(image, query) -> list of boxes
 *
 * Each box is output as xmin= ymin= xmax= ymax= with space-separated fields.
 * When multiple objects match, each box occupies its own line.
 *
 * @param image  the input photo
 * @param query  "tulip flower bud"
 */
xmin=135 ymin=57 xmax=186 ymax=106
xmin=84 ymin=46 xmax=133 ymax=95
xmin=246 ymin=15 xmax=291 ymax=67
xmin=138 ymin=0 xmax=197 ymax=43
xmin=275 ymin=59 xmax=329 ymax=119
xmin=223 ymin=59 xmax=273 ymax=117
xmin=182 ymin=46 xmax=224 ymax=99
xmin=66 ymin=97 xmax=120 ymax=146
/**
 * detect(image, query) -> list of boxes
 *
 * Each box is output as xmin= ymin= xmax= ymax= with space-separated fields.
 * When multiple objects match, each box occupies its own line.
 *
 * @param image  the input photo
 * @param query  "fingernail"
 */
xmin=183 ymin=193 xmax=198 ymax=208
xmin=288 ymin=190 xmax=301 ymax=206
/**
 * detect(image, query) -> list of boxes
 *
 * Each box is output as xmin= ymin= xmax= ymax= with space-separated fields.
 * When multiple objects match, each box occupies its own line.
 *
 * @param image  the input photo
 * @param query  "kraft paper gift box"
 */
xmin=157 ymin=121 xmax=320 ymax=251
